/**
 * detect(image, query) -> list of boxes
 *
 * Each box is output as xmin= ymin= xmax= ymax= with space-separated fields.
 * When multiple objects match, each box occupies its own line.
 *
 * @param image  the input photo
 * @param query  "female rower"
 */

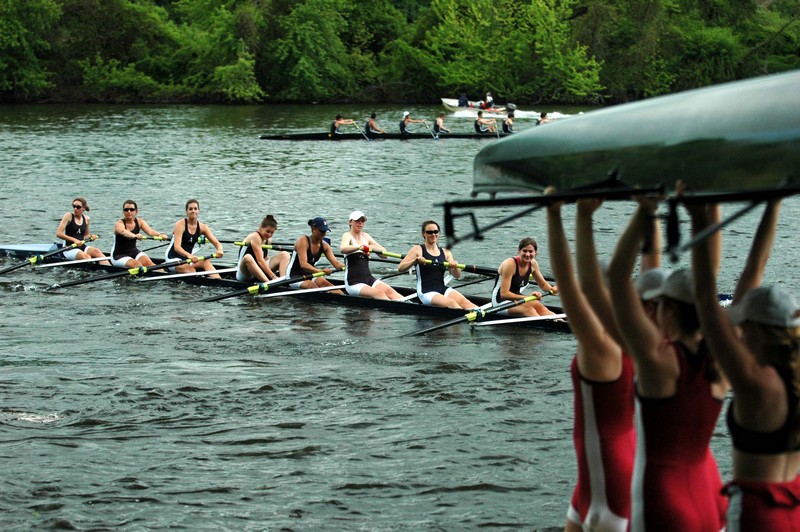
xmin=111 ymin=200 xmax=168 ymax=268
xmin=607 ymin=197 xmax=728 ymax=531
xmin=365 ymin=113 xmax=385 ymax=138
xmin=548 ymin=199 xmax=634 ymax=532
xmin=490 ymin=237 xmax=557 ymax=317
xmin=434 ymin=112 xmax=450 ymax=135
xmin=400 ymin=112 xmax=426 ymax=134
xmin=397 ymin=220 xmax=475 ymax=309
xmin=287 ymin=216 xmax=344 ymax=290
xmin=690 ymin=199 xmax=800 ymax=530
xmin=55 ymin=197 xmax=109 ymax=264
xmin=340 ymin=210 xmax=402 ymax=301
xmin=237 ymin=214 xmax=289 ymax=283
xmin=165 ymin=199 xmax=224 ymax=278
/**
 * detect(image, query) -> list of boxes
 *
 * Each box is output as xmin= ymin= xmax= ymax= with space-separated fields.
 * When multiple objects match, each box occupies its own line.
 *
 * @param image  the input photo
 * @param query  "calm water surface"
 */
xmin=1 ymin=104 xmax=798 ymax=530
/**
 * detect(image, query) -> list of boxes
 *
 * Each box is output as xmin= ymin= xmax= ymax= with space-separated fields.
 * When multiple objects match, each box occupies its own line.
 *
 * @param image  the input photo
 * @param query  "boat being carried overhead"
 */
xmin=472 ymin=70 xmax=800 ymax=196
xmin=260 ymin=131 xmax=511 ymax=141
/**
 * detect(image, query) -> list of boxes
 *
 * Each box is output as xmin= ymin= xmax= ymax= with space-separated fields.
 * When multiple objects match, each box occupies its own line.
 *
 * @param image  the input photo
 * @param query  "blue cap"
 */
xmin=309 ymin=217 xmax=330 ymax=232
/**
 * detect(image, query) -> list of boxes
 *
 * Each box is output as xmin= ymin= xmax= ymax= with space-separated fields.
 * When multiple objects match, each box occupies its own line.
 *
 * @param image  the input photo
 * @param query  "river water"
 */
xmin=1 ymin=103 xmax=798 ymax=530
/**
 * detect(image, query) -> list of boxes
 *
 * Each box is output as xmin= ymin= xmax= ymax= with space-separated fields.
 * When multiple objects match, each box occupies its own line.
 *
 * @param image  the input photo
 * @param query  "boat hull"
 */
xmin=259 ymin=132 xmax=511 ymax=141
xmin=0 ymin=244 xmax=570 ymax=333
xmin=473 ymin=70 xmax=800 ymax=195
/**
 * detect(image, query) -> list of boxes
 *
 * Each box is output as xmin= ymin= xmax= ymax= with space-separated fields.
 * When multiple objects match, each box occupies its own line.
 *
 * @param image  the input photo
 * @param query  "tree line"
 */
xmin=2 ymin=0 xmax=798 ymax=105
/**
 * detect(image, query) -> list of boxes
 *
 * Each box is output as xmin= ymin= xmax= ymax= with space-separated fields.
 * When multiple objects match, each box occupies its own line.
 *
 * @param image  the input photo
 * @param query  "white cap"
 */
xmin=635 ymin=268 xmax=669 ymax=301
xmin=648 ymin=268 xmax=694 ymax=304
xmin=348 ymin=210 xmax=367 ymax=222
xmin=728 ymin=285 xmax=800 ymax=328
xmin=402 ymin=111 xmax=410 ymax=117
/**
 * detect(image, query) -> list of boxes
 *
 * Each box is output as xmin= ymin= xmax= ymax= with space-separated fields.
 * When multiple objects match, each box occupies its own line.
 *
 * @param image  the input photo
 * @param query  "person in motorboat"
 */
xmin=537 ymin=111 xmax=551 ymax=125
xmin=458 ymin=93 xmax=469 ymax=107
xmin=365 ymin=113 xmax=385 ymax=138
xmin=483 ymin=92 xmax=494 ymax=108
xmin=55 ymin=197 xmax=109 ymax=265
xmin=491 ymin=237 xmax=558 ymax=317
xmin=607 ymin=197 xmax=729 ymax=530
xmin=433 ymin=112 xmax=450 ymax=135
xmin=165 ymin=198 xmax=225 ymax=278
xmin=111 ymin=200 xmax=169 ymax=268
xmin=474 ymin=111 xmax=497 ymax=134
xmin=689 ymin=199 xmax=800 ymax=529
xmin=237 ymin=214 xmax=289 ymax=283
xmin=287 ymin=216 xmax=344 ymax=292
xmin=397 ymin=220 xmax=476 ymax=309
xmin=340 ymin=210 xmax=403 ymax=300
xmin=502 ymin=111 xmax=515 ymax=133
xmin=399 ymin=111 xmax=426 ymax=134
xmin=330 ymin=114 xmax=355 ymax=135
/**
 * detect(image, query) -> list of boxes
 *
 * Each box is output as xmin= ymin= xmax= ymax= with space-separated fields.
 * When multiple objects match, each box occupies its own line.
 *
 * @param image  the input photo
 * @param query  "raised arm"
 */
xmin=690 ymin=201 xmax=783 ymax=412
xmin=607 ymin=200 xmax=677 ymax=394
xmin=575 ymin=199 xmax=619 ymax=342
xmin=733 ymin=200 xmax=781 ymax=303
xmin=548 ymin=202 xmax=622 ymax=381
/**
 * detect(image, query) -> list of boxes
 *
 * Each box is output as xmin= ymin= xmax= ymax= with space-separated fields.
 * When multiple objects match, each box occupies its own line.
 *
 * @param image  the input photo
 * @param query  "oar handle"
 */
xmin=233 ymin=241 xmax=292 ymax=252
xmin=363 ymin=246 xmax=403 ymax=259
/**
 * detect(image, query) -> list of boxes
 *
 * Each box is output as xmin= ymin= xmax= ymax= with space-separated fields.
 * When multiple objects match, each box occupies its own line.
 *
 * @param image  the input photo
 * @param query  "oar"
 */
xmin=352 ymin=123 xmax=371 ymax=142
xmin=423 ymin=121 xmax=438 ymax=140
xmin=50 ymin=253 xmax=219 ymax=289
xmin=361 ymin=246 xmax=403 ymax=259
xmin=472 ymin=313 xmax=567 ymax=327
xmin=138 ymin=267 xmax=237 ymax=282
xmin=35 ymin=255 xmax=110 ymax=269
xmin=423 ymin=260 xmax=496 ymax=277
xmin=199 ymin=270 xmax=335 ymax=303
xmin=232 ymin=241 xmax=294 ymax=253
xmin=0 ymin=236 xmax=99 ymax=276
xmin=404 ymin=293 xmax=547 ymax=337
xmin=256 ymin=284 xmax=341 ymax=299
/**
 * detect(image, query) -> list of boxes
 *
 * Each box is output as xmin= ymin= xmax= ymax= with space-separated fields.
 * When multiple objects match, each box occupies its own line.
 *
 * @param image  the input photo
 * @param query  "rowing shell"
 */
xmin=259 ymin=132 xmax=513 ymax=141
xmin=0 ymin=244 xmax=571 ymax=333
xmin=473 ymin=70 xmax=800 ymax=195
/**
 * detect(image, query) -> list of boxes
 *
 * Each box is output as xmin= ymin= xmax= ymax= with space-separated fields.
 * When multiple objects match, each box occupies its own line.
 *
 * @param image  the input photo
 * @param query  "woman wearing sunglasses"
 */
xmin=397 ymin=220 xmax=475 ymax=309
xmin=55 ymin=197 xmax=109 ymax=264
xmin=110 ymin=200 xmax=168 ymax=268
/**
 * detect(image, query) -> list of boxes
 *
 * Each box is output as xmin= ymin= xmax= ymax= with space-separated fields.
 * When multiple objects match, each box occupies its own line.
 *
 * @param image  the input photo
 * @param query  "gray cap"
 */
xmin=647 ymin=268 xmax=694 ymax=305
xmin=635 ymin=268 xmax=669 ymax=301
xmin=728 ymin=285 xmax=800 ymax=328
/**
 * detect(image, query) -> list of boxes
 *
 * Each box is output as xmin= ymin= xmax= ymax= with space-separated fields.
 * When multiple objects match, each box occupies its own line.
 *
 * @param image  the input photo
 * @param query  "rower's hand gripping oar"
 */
xmin=50 ymin=253 xmax=220 ymax=289
xmin=0 ymin=236 xmax=99 ymax=276
xmin=359 ymin=246 xmax=403 ymax=259
xmin=199 ymin=270 xmax=337 ymax=303
xmin=422 ymin=121 xmax=438 ymax=140
xmin=404 ymin=292 xmax=553 ymax=337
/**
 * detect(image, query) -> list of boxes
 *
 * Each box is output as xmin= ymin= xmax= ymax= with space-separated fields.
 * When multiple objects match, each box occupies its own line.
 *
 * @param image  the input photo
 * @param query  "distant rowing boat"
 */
xmin=0 ymin=244 xmax=571 ymax=333
xmin=259 ymin=132 xmax=512 ymax=141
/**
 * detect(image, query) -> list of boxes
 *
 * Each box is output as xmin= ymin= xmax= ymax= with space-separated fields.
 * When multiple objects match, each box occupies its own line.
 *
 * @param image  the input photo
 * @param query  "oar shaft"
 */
xmin=0 ymin=237 xmax=99 ymax=276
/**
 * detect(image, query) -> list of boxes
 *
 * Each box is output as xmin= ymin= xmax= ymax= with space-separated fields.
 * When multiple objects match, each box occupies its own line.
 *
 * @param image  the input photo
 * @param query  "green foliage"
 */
xmin=0 ymin=0 xmax=797 ymax=103
xmin=0 ymin=0 xmax=61 ymax=99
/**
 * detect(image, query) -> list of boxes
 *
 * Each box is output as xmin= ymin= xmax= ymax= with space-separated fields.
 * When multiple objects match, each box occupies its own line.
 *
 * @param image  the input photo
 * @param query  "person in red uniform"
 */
xmin=690 ymin=199 xmax=800 ymax=530
xmin=607 ymin=197 xmax=729 ymax=531
xmin=548 ymin=199 xmax=635 ymax=532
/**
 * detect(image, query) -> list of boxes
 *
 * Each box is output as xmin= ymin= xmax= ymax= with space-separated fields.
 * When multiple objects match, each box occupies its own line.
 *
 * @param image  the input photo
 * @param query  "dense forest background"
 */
xmin=2 ymin=0 xmax=799 ymax=105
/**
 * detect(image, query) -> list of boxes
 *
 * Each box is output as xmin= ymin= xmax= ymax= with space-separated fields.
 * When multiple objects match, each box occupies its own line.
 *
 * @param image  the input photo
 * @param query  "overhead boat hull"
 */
xmin=473 ymin=70 xmax=800 ymax=195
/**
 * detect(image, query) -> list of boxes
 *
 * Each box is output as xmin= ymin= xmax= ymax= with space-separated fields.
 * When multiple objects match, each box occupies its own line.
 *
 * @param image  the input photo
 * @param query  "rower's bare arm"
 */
xmin=55 ymin=213 xmax=74 ymax=243
xmin=397 ymin=246 xmax=420 ymax=272
xmin=202 ymin=225 xmax=224 ymax=256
